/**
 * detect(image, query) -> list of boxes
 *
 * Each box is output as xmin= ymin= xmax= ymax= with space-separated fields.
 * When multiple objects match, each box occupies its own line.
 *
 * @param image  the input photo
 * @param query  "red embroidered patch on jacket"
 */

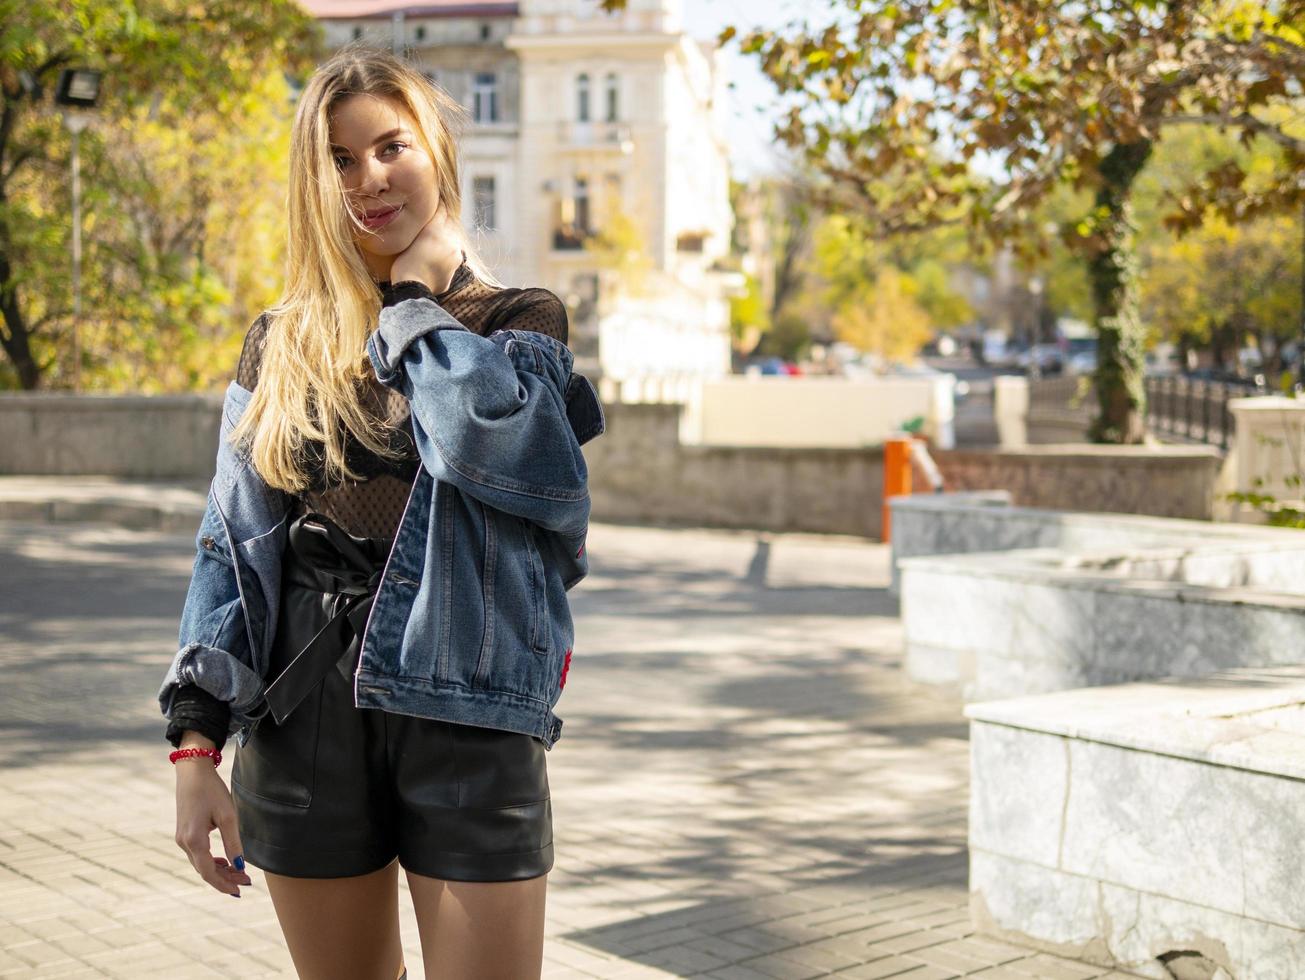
xmin=559 ymin=647 xmax=572 ymax=689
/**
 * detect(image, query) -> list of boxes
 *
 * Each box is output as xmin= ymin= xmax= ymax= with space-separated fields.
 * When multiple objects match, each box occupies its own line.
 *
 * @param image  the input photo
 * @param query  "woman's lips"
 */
xmin=360 ymin=204 xmax=403 ymax=229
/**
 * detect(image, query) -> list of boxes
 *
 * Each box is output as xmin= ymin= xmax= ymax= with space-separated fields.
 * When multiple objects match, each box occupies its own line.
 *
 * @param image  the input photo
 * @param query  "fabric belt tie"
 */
xmin=262 ymin=514 xmax=387 ymax=726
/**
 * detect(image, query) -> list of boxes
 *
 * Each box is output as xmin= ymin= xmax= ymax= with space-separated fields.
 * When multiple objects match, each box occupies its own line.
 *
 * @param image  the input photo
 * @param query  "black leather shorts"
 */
xmin=231 ymin=511 xmax=553 ymax=881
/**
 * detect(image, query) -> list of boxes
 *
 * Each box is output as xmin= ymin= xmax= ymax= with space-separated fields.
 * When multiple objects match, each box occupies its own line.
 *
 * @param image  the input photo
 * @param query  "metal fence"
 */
xmin=1027 ymin=373 xmax=1269 ymax=450
xmin=1143 ymin=374 xmax=1269 ymax=449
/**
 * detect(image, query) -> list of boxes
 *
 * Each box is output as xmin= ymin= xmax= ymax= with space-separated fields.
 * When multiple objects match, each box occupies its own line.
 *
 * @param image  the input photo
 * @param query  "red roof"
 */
xmin=300 ymin=0 xmax=517 ymax=18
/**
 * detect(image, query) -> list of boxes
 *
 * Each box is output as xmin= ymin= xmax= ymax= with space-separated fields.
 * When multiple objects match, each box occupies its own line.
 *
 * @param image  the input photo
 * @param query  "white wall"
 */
xmin=678 ymin=376 xmax=956 ymax=448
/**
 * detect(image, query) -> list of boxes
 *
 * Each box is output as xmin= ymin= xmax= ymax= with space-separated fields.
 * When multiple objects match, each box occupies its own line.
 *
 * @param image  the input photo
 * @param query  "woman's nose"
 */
xmin=356 ymin=156 xmax=389 ymax=196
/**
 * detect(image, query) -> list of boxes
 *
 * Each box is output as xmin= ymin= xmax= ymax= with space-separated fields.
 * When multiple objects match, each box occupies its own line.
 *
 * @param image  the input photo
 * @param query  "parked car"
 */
xmin=981 ymin=331 xmax=1018 ymax=368
xmin=1018 ymin=343 xmax=1064 ymax=375
xmin=1065 ymin=337 xmax=1097 ymax=375
xmin=1067 ymin=350 xmax=1097 ymax=375
xmin=921 ymin=334 xmax=959 ymax=358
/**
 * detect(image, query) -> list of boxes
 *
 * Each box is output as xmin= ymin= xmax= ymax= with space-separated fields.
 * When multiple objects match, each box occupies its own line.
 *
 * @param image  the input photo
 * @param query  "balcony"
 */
xmin=552 ymin=225 xmax=593 ymax=251
xmin=557 ymin=121 xmax=634 ymax=153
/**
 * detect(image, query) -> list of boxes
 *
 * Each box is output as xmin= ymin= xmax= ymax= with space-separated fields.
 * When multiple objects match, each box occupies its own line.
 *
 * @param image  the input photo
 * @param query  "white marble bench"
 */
xmin=900 ymin=546 xmax=1305 ymax=701
xmin=888 ymin=493 xmax=1305 ymax=595
xmin=966 ymin=666 xmax=1305 ymax=979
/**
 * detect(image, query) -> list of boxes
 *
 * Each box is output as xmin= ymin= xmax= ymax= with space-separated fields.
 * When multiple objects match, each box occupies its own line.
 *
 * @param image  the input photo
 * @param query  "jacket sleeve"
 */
xmin=165 ymin=684 xmax=231 ymax=751
xmin=366 ymin=282 xmax=599 ymax=536
xmin=157 ymin=484 xmax=269 ymax=742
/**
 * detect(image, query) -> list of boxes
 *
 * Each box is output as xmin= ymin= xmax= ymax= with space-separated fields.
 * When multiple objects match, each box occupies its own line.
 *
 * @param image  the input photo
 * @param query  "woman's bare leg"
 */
xmin=262 ymin=857 xmax=407 ymax=980
xmin=404 ymin=870 xmax=547 ymax=980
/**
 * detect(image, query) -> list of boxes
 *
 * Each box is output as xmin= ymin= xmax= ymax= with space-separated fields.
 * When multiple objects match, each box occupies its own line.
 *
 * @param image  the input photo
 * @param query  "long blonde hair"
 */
xmin=229 ymin=43 xmax=503 ymax=495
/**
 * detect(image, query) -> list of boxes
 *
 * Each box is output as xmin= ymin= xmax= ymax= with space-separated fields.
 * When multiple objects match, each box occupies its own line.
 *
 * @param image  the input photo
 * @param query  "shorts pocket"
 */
xmin=232 ymin=681 xmax=323 ymax=808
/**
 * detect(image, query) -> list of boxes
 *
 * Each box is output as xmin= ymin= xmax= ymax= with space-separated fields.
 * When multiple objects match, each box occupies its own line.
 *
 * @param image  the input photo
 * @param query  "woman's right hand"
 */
xmin=174 ymin=745 xmax=253 ymax=897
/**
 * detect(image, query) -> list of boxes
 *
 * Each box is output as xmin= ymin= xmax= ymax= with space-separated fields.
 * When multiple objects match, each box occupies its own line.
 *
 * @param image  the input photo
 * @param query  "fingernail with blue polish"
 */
xmin=233 ymin=855 xmax=245 ymax=872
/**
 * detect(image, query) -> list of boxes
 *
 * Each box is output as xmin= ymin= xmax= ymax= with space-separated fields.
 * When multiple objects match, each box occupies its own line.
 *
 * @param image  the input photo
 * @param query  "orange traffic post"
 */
xmin=882 ymin=437 xmax=913 ymax=543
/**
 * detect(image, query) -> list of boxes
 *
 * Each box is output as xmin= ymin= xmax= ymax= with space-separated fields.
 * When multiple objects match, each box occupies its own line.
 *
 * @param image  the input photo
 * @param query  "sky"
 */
xmin=680 ymin=0 xmax=808 ymax=182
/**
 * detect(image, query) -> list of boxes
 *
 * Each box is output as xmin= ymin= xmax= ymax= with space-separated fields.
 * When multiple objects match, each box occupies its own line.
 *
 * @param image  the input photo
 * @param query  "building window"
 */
xmin=574 ymin=176 xmax=590 ymax=234
xmin=480 ymin=23 xmax=492 ymax=41
xmin=352 ymin=25 xmax=363 ymax=40
xmin=472 ymin=176 xmax=496 ymax=231
xmin=473 ymin=72 xmax=499 ymax=123
xmin=604 ymin=73 xmax=619 ymax=122
xmin=677 ymin=231 xmax=707 ymax=253
xmin=576 ymin=73 xmax=590 ymax=123
xmin=603 ymin=172 xmax=621 ymax=216
xmin=415 ymin=25 xmax=426 ymax=41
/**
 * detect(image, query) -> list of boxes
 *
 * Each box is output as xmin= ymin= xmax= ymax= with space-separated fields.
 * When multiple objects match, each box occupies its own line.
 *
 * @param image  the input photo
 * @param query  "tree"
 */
xmin=830 ymin=269 xmax=933 ymax=363
xmin=728 ymin=271 xmax=770 ymax=353
xmin=1135 ymin=120 xmax=1302 ymax=377
xmin=1144 ymin=211 xmax=1299 ymax=372
xmin=810 ymin=213 xmax=952 ymax=361
xmin=582 ymin=204 xmax=653 ymax=300
xmin=727 ymin=170 xmax=817 ymax=358
xmin=1 ymin=0 xmax=319 ymax=389
xmin=601 ymin=0 xmax=1305 ymax=442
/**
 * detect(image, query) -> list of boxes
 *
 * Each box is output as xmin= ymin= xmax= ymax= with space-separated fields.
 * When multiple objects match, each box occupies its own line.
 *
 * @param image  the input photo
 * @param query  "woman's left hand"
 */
xmin=389 ymin=205 xmax=463 ymax=294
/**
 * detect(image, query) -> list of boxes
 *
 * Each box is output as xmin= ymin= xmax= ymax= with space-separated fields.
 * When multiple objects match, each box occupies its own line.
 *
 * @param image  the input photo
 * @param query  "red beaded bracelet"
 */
xmin=170 ymin=747 xmax=222 ymax=768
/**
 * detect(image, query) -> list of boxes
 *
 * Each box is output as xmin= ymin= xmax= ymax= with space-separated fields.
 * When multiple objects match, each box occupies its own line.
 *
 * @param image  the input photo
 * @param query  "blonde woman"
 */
xmin=158 ymin=44 xmax=604 ymax=980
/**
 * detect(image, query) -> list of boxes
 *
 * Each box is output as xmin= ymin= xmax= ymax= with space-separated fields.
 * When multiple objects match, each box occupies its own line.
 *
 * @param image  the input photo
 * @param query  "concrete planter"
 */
xmin=967 ymin=667 xmax=1305 ymax=979
xmin=900 ymin=546 xmax=1305 ymax=701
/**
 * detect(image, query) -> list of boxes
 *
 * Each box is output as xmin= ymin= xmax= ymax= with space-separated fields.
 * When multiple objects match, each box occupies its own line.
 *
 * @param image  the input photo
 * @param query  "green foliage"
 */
xmin=911 ymin=259 xmax=973 ymax=332
xmin=755 ymin=305 xmax=813 ymax=362
xmin=582 ymin=206 xmax=654 ymax=299
xmin=830 ymin=268 xmax=933 ymax=362
xmin=0 ymin=0 xmax=322 ymax=391
xmin=728 ymin=271 xmax=770 ymax=344
xmin=808 ymin=212 xmax=966 ymax=360
xmin=1136 ymin=123 xmax=1302 ymax=359
xmin=1224 ymin=417 xmax=1305 ymax=528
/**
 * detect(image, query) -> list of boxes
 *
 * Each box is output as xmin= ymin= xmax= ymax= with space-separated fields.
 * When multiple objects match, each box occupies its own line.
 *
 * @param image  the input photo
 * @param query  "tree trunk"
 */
xmin=0 ymin=249 xmax=40 ymax=389
xmin=1087 ymin=140 xmax=1152 ymax=444
xmin=1210 ymin=319 xmax=1230 ymax=373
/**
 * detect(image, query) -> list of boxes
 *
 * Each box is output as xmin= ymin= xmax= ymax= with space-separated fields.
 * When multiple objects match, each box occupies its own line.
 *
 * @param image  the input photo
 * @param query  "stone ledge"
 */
xmin=965 ymin=666 xmax=1305 ymax=783
xmin=0 ymin=476 xmax=206 ymax=533
xmin=969 ymin=667 xmax=1305 ymax=977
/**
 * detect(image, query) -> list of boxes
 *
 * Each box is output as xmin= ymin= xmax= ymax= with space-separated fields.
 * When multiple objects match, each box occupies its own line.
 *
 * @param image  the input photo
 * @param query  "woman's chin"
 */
xmin=359 ymin=235 xmax=414 ymax=262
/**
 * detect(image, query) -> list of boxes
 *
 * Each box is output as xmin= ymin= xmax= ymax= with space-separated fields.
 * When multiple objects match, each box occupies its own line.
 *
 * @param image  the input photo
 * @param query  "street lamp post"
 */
xmin=1028 ymin=274 xmax=1044 ymax=380
xmin=55 ymin=68 xmax=103 ymax=393
xmin=1298 ymin=197 xmax=1305 ymax=391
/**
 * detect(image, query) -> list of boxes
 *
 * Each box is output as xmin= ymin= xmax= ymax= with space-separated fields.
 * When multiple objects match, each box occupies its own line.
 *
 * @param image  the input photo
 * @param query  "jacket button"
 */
xmin=201 ymin=535 xmax=216 ymax=550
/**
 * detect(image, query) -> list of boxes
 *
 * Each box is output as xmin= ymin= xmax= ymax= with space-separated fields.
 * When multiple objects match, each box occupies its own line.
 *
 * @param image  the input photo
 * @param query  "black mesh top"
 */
xmin=234 ymin=252 xmax=568 ymax=539
xmin=165 ymin=253 xmax=569 ymax=751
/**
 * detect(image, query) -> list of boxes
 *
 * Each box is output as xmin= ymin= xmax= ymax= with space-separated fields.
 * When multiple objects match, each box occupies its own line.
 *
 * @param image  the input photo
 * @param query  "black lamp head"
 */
xmin=55 ymin=69 xmax=102 ymax=109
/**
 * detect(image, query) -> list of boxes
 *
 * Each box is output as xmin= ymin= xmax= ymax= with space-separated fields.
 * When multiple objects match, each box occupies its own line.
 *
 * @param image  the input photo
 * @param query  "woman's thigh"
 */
xmin=404 ymin=870 xmax=547 ymax=980
xmin=263 ymin=857 xmax=406 ymax=980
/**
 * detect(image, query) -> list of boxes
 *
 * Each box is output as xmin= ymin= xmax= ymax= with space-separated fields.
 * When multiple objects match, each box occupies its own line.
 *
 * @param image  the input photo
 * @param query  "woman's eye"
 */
xmin=334 ymin=143 xmax=403 ymax=170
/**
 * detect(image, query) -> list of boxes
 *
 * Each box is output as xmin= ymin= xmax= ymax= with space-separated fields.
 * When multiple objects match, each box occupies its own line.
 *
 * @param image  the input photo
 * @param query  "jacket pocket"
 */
xmin=523 ymin=520 xmax=552 ymax=656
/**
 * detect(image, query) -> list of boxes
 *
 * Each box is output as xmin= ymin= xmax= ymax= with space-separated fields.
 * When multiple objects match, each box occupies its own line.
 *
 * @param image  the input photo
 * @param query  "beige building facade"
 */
xmin=304 ymin=0 xmax=739 ymax=388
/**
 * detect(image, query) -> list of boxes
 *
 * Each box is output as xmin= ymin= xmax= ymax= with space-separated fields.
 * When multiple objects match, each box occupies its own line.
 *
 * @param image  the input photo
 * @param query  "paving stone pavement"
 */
xmin=0 ymin=510 xmax=1141 ymax=979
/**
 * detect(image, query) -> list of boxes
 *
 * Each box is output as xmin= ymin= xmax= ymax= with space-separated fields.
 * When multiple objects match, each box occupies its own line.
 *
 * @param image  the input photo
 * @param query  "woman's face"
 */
xmin=329 ymin=93 xmax=439 ymax=280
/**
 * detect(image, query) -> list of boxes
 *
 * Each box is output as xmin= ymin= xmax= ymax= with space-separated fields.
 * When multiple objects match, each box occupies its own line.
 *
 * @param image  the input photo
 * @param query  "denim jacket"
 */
xmin=157 ymin=288 xmax=606 ymax=750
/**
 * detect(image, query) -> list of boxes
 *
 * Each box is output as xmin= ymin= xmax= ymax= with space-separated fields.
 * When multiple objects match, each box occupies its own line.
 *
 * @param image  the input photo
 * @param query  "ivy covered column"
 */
xmin=1088 ymin=140 xmax=1153 ymax=444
